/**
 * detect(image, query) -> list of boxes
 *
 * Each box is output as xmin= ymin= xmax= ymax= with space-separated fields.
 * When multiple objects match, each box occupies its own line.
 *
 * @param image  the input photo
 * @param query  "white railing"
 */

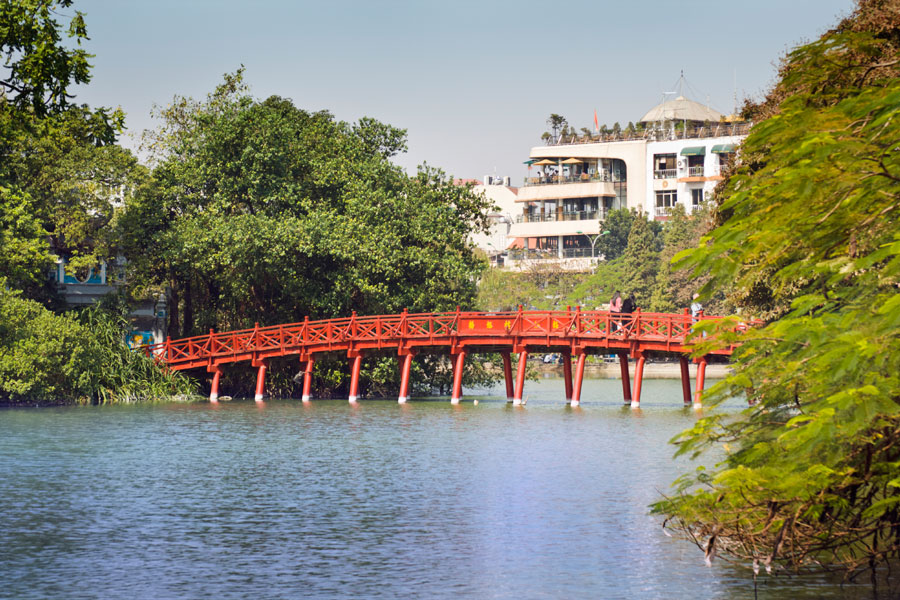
xmin=688 ymin=166 xmax=704 ymax=177
xmin=654 ymin=169 xmax=677 ymax=179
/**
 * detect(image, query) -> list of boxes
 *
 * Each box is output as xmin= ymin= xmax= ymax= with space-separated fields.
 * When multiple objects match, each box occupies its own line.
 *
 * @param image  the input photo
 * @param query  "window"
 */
xmin=653 ymin=154 xmax=676 ymax=179
xmin=691 ymin=188 xmax=705 ymax=209
xmin=655 ymin=191 xmax=677 ymax=217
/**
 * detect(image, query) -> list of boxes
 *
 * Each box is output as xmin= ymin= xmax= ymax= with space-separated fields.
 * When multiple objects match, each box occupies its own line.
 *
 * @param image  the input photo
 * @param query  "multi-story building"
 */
xmin=460 ymin=176 xmax=519 ymax=266
xmin=506 ymin=94 xmax=748 ymax=270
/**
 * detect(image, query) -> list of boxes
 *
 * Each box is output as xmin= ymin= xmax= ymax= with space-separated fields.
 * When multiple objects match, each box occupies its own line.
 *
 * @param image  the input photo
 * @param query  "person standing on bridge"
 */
xmin=620 ymin=294 xmax=636 ymax=334
xmin=610 ymin=291 xmax=623 ymax=332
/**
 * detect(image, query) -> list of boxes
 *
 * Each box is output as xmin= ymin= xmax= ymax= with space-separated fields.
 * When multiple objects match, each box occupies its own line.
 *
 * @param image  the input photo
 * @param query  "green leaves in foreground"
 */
xmin=653 ymin=1 xmax=900 ymax=577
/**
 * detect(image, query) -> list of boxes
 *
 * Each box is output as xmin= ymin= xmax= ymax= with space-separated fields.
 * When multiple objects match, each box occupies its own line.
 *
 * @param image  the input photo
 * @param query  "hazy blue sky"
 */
xmin=72 ymin=0 xmax=853 ymax=182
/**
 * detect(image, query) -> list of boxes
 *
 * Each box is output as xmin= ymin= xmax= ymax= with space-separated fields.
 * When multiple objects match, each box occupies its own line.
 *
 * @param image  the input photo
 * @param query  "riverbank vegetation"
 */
xmin=652 ymin=0 xmax=900 ymax=584
xmin=0 ymin=1 xmax=493 ymax=403
xmin=478 ymin=204 xmax=722 ymax=315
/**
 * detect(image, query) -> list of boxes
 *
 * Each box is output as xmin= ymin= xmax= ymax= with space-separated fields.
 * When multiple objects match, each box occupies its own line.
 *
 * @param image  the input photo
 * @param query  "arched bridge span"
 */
xmin=147 ymin=308 xmax=738 ymax=408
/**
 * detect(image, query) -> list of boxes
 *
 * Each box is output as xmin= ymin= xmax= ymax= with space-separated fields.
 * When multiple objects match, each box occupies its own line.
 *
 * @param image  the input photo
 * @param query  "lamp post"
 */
xmin=576 ymin=229 xmax=610 ymax=258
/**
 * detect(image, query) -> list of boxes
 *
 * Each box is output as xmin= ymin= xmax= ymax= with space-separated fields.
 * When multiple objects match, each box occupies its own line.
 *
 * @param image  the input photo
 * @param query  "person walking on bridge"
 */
xmin=610 ymin=291 xmax=623 ymax=332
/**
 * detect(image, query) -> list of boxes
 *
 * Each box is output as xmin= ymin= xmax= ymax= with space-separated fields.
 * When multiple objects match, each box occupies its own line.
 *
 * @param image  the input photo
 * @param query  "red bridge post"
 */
xmin=631 ymin=352 xmax=646 ymax=409
xmin=562 ymin=350 xmax=573 ymax=402
xmin=450 ymin=350 xmax=466 ymax=404
xmin=501 ymin=352 xmax=514 ymax=402
xmin=253 ymin=359 xmax=267 ymax=402
xmin=513 ymin=349 xmax=528 ymax=405
xmin=348 ymin=352 xmax=363 ymax=403
xmin=694 ymin=356 xmax=707 ymax=409
xmin=208 ymin=364 xmax=223 ymax=403
xmin=398 ymin=350 xmax=414 ymax=403
xmin=571 ymin=352 xmax=586 ymax=406
xmin=679 ymin=355 xmax=692 ymax=406
xmin=619 ymin=352 xmax=632 ymax=404
xmin=302 ymin=355 xmax=315 ymax=403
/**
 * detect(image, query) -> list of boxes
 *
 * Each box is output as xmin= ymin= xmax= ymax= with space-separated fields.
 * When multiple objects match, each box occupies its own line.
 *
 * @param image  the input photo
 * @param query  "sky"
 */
xmin=70 ymin=0 xmax=854 ymax=183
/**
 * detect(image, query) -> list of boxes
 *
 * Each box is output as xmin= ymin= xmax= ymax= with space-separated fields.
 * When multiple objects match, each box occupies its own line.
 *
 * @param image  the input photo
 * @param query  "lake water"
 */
xmin=0 ymin=378 xmax=877 ymax=599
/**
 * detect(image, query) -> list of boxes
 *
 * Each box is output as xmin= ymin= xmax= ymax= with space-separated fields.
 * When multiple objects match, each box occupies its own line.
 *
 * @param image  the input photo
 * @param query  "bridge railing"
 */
xmin=145 ymin=309 xmax=728 ymax=367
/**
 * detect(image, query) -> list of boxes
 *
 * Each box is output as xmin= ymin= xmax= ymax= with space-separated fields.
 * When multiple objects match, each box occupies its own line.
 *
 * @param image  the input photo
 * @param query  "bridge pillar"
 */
xmin=679 ymin=355 xmax=692 ymax=406
xmin=694 ymin=356 xmax=707 ymax=409
xmin=209 ymin=364 xmax=223 ymax=402
xmin=348 ymin=354 xmax=363 ymax=403
xmin=562 ymin=351 xmax=573 ymax=402
xmin=513 ymin=350 xmax=528 ymax=405
xmin=631 ymin=352 xmax=646 ymax=409
xmin=619 ymin=352 xmax=632 ymax=405
xmin=398 ymin=351 xmax=414 ymax=403
xmin=451 ymin=350 xmax=467 ymax=404
xmin=254 ymin=360 xmax=268 ymax=402
xmin=301 ymin=355 xmax=315 ymax=403
xmin=501 ymin=352 xmax=514 ymax=402
xmin=571 ymin=352 xmax=586 ymax=406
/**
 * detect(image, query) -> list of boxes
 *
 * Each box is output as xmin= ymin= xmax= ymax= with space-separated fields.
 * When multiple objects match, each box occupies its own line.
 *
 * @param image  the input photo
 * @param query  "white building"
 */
xmin=461 ymin=176 xmax=519 ymax=265
xmin=505 ymin=94 xmax=747 ymax=270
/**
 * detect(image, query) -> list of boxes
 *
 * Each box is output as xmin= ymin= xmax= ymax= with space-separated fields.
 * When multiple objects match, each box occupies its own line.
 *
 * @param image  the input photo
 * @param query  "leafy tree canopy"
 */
xmin=122 ymin=70 xmax=492 ymax=337
xmin=654 ymin=0 xmax=900 ymax=578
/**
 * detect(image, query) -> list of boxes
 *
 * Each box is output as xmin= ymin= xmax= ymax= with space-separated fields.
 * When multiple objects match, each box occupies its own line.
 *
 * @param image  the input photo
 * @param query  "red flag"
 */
xmin=593 ymin=109 xmax=599 ymax=133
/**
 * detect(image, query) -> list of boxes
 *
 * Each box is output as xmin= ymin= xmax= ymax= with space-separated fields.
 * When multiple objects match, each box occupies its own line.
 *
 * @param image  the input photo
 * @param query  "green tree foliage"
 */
xmin=1 ymin=0 xmax=133 ymax=301
xmin=0 ymin=285 xmax=193 ymax=403
xmin=595 ymin=207 xmax=633 ymax=260
xmin=621 ymin=212 xmax=660 ymax=307
xmin=123 ymin=72 xmax=491 ymax=337
xmin=648 ymin=204 xmax=718 ymax=313
xmin=653 ymin=0 xmax=900 ymax=577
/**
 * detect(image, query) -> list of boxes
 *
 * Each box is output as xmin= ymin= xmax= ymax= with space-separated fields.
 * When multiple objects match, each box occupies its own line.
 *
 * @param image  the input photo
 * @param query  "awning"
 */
xmin=680 ymin=146 xmax=706 ymax=156
xmin=711 ymin=144 xmax=736 ymax=154
xmin=507 ymin=237 xmax=525 ymax=249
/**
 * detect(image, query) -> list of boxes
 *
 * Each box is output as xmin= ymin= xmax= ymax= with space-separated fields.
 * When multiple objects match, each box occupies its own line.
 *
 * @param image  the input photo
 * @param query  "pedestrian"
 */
xmin=610 ymin=291 xmax=622 ymax=313
xmin=610 ymin=291 xmax=623 ymax=332
xmin=690 ymin=293 xmax=703 ymax=319
xmin=620 ymin=294 xmax=636 ymax=335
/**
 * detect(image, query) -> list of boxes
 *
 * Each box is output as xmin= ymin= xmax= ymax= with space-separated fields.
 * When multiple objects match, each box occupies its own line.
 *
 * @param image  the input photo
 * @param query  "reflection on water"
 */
xmin=0 ymin=379 xmax=877 ymax=599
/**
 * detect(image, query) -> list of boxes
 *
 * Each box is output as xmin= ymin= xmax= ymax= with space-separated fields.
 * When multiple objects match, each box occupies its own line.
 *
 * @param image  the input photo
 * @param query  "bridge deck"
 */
xmin=148 ymin=308 xmax=731 ymax=371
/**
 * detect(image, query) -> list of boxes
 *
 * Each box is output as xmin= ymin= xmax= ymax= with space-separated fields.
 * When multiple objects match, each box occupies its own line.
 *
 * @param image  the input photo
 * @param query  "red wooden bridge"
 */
xmin=147 ymin=307 xmax=740 ymax=408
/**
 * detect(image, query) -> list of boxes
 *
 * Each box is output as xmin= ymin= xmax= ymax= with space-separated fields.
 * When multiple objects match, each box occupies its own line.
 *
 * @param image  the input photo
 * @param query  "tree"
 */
xmin=648 ymin=204 xmax=715 ymax=313
xmin=1 ymin=0 xmax=131 ymax=302
xmin=620 ymin=212 xmax=659 ymax=307
xmin=123 ymin=72 xmax=493 ymax=338
xmin=595 ymin=208 xmax=634 ymax=261
xmin=545 ymin=113 xmax=567 ymax=141
xmin=653 ymin=0 xmax=900 ymax=579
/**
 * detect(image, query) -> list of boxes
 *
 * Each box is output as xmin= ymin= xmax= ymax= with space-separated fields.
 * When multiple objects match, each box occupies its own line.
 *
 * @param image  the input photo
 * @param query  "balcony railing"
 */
xmin=515 ymin=209 xmax=608 ymax=224
xmin=524 ymin=173 xmax=623 ymax=187
xmin=543 ymin=122 xmax=751 ymax=146
xmin=654 ymin=169 xmax=677 ymax=179
xmin=655 ymin=205 xmax=676 ymax=217
xmin=507 ymin=248 xmax=598 ymax=260
xmin=688 ymin=166 xmax=704 ymax=177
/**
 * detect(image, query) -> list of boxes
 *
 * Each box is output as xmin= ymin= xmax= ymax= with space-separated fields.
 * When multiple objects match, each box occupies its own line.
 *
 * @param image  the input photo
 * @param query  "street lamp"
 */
xmin=576 ymin=229 xmax=610 ymax=258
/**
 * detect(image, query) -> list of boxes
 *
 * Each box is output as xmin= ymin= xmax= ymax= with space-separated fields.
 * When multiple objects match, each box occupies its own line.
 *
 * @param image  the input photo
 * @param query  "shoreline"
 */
xmin=534 ymin=360 xmax=731 ymax=380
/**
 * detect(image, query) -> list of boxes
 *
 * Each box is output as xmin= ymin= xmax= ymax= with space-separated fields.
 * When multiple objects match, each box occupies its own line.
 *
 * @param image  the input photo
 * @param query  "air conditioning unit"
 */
xmin=677 ymin=159 xmax=685 ymax=169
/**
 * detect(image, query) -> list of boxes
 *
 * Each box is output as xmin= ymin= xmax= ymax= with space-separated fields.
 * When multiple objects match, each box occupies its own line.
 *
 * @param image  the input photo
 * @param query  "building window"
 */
xmin=653 ymin=154 xmax=676 ymax=179
xmin=687 ymin=155 xmax=704 ymax=177
xmin=655 ymin=191 xmax=677 ymax=217
xmin=691 ymin=188 xmax=705 ymax=209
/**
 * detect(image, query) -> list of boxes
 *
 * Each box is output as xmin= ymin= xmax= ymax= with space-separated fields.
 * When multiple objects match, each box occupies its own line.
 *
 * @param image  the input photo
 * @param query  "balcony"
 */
xmin=654 ymin=169 xmax=676 ymax=179
xmin=515 ymin=209 xmax=607 ymax=224
xmin=688 ymin=165 xmax=704 ymax=177
xmin=655 ymin=205 xmax=675 ymax=217
xmin=524 ymin=172 xmax=623 ymax=187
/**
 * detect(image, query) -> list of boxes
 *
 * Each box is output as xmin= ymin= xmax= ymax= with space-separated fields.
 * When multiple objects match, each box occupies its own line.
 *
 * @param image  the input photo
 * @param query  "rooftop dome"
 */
xmin=640 ymin=95 xmax=724 ymax=123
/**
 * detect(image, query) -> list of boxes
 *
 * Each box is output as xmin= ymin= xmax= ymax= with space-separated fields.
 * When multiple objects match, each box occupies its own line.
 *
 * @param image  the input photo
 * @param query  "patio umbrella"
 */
xmin=533 ymin=159 xmax=557 ymax=166
xmin=561 ymin=158 xmax=583 ymax=164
